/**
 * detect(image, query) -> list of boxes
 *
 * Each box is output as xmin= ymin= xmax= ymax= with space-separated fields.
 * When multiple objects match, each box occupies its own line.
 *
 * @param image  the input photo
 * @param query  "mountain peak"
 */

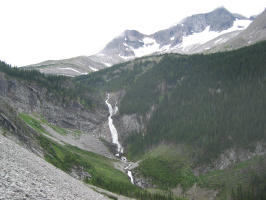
xmin=24 ymin=7 xmax=255 ymax=76
xmin=209 ymin=6 xmax=234 ymax=18
xmin=212 ymin=6 xmax=230 ymax=13
xmin=119 ymin=30 xmax=144 ymax=39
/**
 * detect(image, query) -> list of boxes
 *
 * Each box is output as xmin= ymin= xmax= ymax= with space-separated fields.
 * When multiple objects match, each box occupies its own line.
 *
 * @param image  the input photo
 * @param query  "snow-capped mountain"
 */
xmin=211 ymin=8 xmax=266 ymax=52
xmin=24 ymin=7 xmax=255 ymax=76
xmin=102 ymin=7 xmax=252 ymax=59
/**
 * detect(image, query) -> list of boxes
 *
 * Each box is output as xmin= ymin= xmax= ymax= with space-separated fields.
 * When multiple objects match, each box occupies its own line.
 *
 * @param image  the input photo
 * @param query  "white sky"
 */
xmin=0 ymin=0 xmax=265 ymax=66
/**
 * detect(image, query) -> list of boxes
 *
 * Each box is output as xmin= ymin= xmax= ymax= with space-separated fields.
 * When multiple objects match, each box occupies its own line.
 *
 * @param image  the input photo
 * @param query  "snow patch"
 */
xmin=123 ymin=42 xmax=130 ymax=48
xmin=133 ymin=37 xmax=160 ymax=57
xmin=142 ymin=37 xmax=155 ymax=44
xmin=89 ymin=66 xmax=98 ymax=71
xmin=233 ymin=19 xmax=252 ymax=29
xmin=119 ymin=54 xmax=134 ymax=60
xmin=103 ymin=62 xmax=112 ymax=67
xmin=170 ymin=36 xmax=175 ymax=41
xmin=214 ymin=38 xmax=224 ymax=44
xmin=179 ymin=19 xmax=252 ymax=51
xmin=97 ymin=53 xmax=105 ymax=57
xmin=59 ymin=68 xmax=87 ymax=75
xmin=160 ymin=44 xmax=171 ymax=52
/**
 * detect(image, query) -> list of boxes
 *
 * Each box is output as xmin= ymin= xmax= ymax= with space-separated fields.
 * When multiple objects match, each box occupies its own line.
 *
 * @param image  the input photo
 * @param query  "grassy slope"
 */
xmin=19 ymin=113 xmax=51 ymax=135
xmin=137 ymin=145 xmax=197 ymax=190
xmin=19 ymin=112 xmax=184 ymax=200
xmin=134 ymin=144 xmax=266 ymax=199
xmin=18 ymin=113 xmax=136 ymax=194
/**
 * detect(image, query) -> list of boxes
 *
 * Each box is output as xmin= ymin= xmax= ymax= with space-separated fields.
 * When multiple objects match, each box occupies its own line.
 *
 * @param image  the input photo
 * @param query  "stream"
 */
xmin=105 ymin=94 xmax=134 ymax=184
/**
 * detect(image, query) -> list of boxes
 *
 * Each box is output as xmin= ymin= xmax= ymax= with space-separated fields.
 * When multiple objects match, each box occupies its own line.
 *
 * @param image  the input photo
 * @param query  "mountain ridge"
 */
xmin=210 ymin=8 xmax=266 ymax=52
xmin=23 ymin=7 xmax=256 ymax=76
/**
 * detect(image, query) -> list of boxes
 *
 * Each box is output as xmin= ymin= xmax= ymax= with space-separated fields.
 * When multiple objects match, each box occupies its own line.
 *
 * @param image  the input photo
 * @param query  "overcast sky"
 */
xmin=0 ymin=0 xmax=265 ymax=66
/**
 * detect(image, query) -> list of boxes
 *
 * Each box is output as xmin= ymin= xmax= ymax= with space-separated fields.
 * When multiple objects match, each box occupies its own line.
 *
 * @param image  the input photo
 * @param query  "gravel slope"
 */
xmin=0 ymin=134 xmax=108 ymax=200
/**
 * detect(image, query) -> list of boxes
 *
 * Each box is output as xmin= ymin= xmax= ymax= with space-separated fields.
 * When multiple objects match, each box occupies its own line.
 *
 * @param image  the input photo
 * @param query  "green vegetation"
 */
xmin=231 ymin=176 xmax=266 ymax=200
xmin=49 ymin=124 xmax=68 ymax=135
xmin=139 ymin=154 xmax=197 ymax=190
xmin=18 ymin=110 xmax=184 ymax=199
xmin=199 ymin=154 xmax=266 ymax=200
xmin=19 ymin=113 xmax=50 ymax=135
xmin=77 ymin=41 xmax=266 ymax=167
xmin=38 ymin=135 xmax=131 ymax=187
xmin=19 ymin=112 xmax=69 ymax=136
xmin=38 ymin=115 xmax=68 ymax=135
xmin=73 ymin=129 xmax=82 ymax=135
xmin=38 ymin=134 xmax=185 ymax=200
xmin=120 ymin=41 xmax=266 ymax=166
xmin=75 ymin=41 xmax=266 ymax=197
xmin=133 ymin=144 xmax=197 ymax=192
xmin=75 ymin=56 xmax=162 ymax=93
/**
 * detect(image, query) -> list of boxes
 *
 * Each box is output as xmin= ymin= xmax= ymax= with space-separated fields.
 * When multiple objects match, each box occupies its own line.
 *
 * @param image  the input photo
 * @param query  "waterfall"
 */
xmin=105 ymin=93 xmax=123 ymax=154
xmin=105 ymin=93 xmax=134 ymax=184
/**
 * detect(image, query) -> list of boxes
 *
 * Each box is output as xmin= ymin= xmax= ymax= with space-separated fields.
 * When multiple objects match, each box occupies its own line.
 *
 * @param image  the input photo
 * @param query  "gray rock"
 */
xmin=0 ymin=72 xmax=112 ymax=157
xmin=212 ymin=8 xmax=266 ymax=52
xmin=0 ymin=134 xmax=108 ymax=200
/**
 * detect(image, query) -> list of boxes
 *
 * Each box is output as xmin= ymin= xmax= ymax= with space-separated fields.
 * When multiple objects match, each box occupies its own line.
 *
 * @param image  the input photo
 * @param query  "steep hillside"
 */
xmin=0 ymin=61 xmax=113 ymax=150
xmin=76 ymin=41 xmax=266 ymax=199
xmin=0 ymin=133 xmax=109 ymax=200
xmin=0 ymin=61 xmax=186 ymax=200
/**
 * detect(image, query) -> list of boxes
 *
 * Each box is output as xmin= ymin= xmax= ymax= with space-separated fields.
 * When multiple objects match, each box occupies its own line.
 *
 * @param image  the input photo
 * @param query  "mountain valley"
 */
xmin=1 ymin=7 xmax=266 ymax=200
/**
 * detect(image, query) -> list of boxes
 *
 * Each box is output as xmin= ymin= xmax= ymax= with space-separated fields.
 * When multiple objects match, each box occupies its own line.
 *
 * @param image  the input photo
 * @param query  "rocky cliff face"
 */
xmin=211 ymin=142 xmax=266 ymax=171
xmin=212 ymin=8 xmax=266 ymax=52
xmin=182 ymin=7 xmax=237 ymax=32
xmin=0 ymin=72 xmax=105 ymax=134
xmin=103 ymin=91 xmax=144 ymax=144
xmin=0 ymin=72 xmax=115 ymax=157
xmin=0 ymin=97 xmax=43 ymax=156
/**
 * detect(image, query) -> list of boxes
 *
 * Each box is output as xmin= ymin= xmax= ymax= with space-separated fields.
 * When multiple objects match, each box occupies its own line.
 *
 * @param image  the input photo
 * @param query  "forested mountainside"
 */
xmin=0 ymin=61 xmax=184 ymax=200
xmin=76 ymin=41 xmax=266 ymax=199
xmin=1 ymin=41 xmax=266 ymax=200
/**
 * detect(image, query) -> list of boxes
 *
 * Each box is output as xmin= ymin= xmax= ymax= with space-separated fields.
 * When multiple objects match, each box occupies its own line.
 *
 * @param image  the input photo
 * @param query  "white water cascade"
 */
xmin=105 ymin=93 xmax=134 ymax=184
xmin=105 ymin=94 xmax=123 ymax=154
